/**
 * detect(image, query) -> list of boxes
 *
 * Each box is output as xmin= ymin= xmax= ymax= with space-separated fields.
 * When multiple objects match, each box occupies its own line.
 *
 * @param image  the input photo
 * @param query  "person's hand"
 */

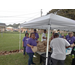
xmin=31 ymin=46 xmax=34 ymax=48
xmin=36 ymin=41 xmax=39 ymax=43
xmin=71 ymin=44 xmax=74 ymax=47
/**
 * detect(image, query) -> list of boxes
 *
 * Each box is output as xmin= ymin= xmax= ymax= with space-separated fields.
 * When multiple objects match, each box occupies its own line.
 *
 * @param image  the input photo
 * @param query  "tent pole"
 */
xmin=1 ymin=28 xmax=3 ymax=37
xmin=19 ymin=25 xmax=21 ymax=52
xmin=46 ymin=25 xmax=50 ymax=65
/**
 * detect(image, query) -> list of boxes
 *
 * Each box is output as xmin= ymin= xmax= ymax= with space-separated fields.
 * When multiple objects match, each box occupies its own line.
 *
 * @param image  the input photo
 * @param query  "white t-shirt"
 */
xmin=41 ymin=33 xmax=46 ymax=41
xmin=50 ymin=38 xmax=70 ymax=60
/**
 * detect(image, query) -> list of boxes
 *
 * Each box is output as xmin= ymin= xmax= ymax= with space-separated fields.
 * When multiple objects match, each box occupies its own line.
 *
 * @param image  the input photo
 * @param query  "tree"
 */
xmin=47 ymin=9 xmax=75 ymax=20
xmin=47 ymin=9 xmax=75 ymax=34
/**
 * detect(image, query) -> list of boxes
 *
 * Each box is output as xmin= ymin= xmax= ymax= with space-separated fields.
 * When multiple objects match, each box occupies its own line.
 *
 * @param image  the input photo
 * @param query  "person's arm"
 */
xmin=66 ymin=46 xmax=71 ymax=48
xmin=27 ymin=39 xmax=34 ymax=48
xmin=50 ymin=40 xmax=53 ymax=50
xmin=42 ymin=37 xmax=47 ymax=39
xmin=22 ymin=38 xmax=25 ymax=47
xmin=65 ymin=39 xmax=71 ymax=48
xmin=36 ymin=40 xmax=39 ymax=43
xmin=22 ymin=42 xmax=24 ymax=47
xmin=37 ymin=33 xmax=39 ymax=40
xmin=27 ymin=44 xmax=34 ymax=48
xmin=42 ymin=33 xmax=47 ymax=39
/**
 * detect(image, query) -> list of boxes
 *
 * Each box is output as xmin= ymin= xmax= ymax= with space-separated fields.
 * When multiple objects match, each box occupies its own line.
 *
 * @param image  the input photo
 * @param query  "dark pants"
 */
xmin=27 ymin=53 xmax=34 ymax=65
xmin=23 ymin=47 xmax=26 ymax=55
xmin=51 ymin=58 xmax=65 ymax=65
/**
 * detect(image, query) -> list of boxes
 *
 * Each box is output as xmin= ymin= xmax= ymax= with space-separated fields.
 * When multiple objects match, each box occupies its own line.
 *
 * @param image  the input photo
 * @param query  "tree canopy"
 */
xmin=47 ymin=9 xmax=75 ymax=20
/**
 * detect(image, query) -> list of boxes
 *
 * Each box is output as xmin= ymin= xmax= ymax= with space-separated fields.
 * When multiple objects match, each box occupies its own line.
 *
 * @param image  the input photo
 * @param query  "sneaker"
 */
xmin=33 ymin=55 xmax=36 ymax=58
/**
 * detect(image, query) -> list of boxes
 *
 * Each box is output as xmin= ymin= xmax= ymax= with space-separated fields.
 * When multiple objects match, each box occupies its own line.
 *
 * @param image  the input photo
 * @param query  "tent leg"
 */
xmin=1 ymin=28 xmax=3 ymax=37
xmin=19 ymin=25 xmax=21 ymax=52
xmin=46 ymin=25 xmax=50 ymax=65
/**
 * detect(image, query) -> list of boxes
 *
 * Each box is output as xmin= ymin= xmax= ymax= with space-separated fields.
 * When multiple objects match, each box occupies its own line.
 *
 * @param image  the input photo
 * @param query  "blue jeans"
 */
xmin=27 ymin=53 xmax=34 ymax=65
xmin=23 ymin=47 xmax=26 ymax=55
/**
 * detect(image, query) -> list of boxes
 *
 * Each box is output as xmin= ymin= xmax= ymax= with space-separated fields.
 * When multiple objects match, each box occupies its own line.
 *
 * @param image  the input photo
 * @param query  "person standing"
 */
xmin=26 ymin=33 xmax=37 ymax=65
xmin=33 ymin=29 xmax=39 ymax=40
xmin=41 ymin=29 xmax=47 ymax=41
xmin=66 ymin=32 xmax=75 ymax=44
xmin=26 ymin=30 xmax=27 ymax=33
xmin=60 ymin=34 xmax=65 ymax=38
xmin=33 ymin=29 xmax=39 ymax=57
xmin=50 ymin=33 xmax=71 ymax=65
xmin=65 ymin=33 xmax=69 ymax=39
xmin=49 ymin=30 xmax=58 ymax=45
xmin=22 ymin=33 xmax=29 ymax=56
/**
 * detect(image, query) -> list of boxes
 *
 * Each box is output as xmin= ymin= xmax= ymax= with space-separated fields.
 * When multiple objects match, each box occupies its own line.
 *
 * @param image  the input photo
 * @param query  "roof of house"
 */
xmin=6 ymin=26 xmax=13 ymax=28
xmin=0 ymin=23 xmax=6 ymax=27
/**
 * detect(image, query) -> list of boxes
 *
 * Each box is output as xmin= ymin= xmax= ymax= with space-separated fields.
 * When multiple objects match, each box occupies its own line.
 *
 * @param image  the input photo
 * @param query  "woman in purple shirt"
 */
xmin=26 ymin=33 xmax=37 ymax=65
xmin=33 ymin=29 xmax=39 ymax=40
xmin=66 ymin=32 xmax=75 ymax=44
xmin=22 ymin=33 xmax=29 ymax=55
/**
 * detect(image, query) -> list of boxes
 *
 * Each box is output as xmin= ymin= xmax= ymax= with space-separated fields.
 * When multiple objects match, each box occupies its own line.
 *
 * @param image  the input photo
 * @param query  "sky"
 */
xmin=0 ymin=9 xmax=52 ymax=25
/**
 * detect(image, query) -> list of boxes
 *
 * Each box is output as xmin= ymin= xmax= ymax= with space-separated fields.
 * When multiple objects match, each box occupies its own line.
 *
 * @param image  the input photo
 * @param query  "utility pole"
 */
xmin=41 ymin=9 xmax=43 ymax=17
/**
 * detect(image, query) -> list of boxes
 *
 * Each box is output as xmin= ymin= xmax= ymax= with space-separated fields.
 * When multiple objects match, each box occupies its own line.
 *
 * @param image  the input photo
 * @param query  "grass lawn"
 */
xmin=0 ymin=53 xmax=41 ymax=65
xmin=0 ymin=32 xmax=24 ymax=51
xmin=0 ymin=52 xmax=72 ymax=65
xmin=0 ymin=32 xmax=72 ymax=65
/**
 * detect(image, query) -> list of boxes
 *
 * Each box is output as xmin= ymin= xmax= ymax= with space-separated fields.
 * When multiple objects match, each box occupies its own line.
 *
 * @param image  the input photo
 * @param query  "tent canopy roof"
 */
xmin=21 ymin=13 xmax=75 ymax=31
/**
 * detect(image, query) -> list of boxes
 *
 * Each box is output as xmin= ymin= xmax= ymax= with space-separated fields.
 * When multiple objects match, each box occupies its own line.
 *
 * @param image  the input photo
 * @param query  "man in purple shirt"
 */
xmin=33 ymin=29 xmax=39 ymax=40
xmin=22 ymin=33 xmax=29 ymax=55
xmin=66 ymin=32 xmax=75 ymax=44
xmin=33 ymin=29 xmax=39 ymax=58
xmin=26 ymin=33 xmax=37 ymax=65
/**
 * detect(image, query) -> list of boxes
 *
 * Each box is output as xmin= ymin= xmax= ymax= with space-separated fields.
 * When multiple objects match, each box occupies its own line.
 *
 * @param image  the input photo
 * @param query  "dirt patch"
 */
xmin=0 ymin=50 xmax=23 ymax=56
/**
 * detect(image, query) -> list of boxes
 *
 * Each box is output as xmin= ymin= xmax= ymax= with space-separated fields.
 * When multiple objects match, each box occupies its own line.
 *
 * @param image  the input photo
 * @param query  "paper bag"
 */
xmin=31 ymin=46 xmax=37 ymax=53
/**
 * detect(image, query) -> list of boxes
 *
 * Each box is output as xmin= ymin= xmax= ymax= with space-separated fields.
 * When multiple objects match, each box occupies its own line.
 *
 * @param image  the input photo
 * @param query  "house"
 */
xmin=13 ymin=28 xmax=19 ymax=32
xmin=6 ymin=26 xmax=13 ymax=32
xmin=0 ymin=23 xmax=6 ymax=32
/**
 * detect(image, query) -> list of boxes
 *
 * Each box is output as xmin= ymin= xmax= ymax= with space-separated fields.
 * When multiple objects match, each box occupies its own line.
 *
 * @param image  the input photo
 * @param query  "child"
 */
xmin=71 ymin=42 xmax=75 ymax=65
xmin=22 ymin=33 xmax=29 ymax=56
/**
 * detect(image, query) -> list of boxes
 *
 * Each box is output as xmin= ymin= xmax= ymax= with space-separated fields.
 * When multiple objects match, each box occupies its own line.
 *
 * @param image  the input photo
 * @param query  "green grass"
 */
xmin=0 ymin=32 xmax=25 ymax=51
xmin=0 ymin=52 xmax=72 ymax=65
xmin=0 ymin=32 xmax=42 ymax=52
xmin=0 ymin=53 xmax=41 ymax=65
xmin=65 ymin=55 xmax=72 ymax=65
xmin=0 ymin=32 xmax=73 ymax=65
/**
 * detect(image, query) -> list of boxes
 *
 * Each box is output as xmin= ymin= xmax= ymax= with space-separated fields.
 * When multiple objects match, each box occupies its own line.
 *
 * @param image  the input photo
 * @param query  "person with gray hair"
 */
xmin=50 ymin=33 xmax=71 ymax=65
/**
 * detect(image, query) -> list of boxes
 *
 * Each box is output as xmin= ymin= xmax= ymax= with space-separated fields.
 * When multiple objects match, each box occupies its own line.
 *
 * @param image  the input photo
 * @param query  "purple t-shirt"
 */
xmin=61 ymin=36 xmax=64 ymax=38
xmin=23 ymin=37 xmax=29 ymax=47
xmin=66 ymin=35 xmax=69 ymax=39
xmin=26 ymin=38 xmax=37 ymax=53
xmin=34 ymin=32 xmax=39 ymax=40
xmin=66 ymin=36 xmax=75 ymax=44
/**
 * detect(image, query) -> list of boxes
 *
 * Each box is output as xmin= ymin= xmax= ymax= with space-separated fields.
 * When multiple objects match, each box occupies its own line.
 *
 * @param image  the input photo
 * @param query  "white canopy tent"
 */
xmin=20 ymin=13 xmax=75 ymax=65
